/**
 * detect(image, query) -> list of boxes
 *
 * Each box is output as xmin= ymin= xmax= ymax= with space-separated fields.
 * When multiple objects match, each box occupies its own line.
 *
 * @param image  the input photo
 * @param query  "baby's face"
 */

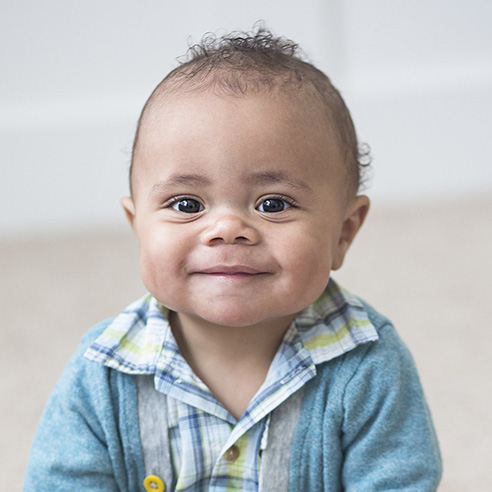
xmin=123 ymin=90 xmax=368 ymax=330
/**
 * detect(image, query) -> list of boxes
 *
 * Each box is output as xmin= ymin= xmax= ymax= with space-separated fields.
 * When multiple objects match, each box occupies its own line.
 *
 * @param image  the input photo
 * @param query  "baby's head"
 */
xmin=129 ymin=28 xmax=369 ymax=197
xmin=122 ymin=28 xmax=370 ymax=330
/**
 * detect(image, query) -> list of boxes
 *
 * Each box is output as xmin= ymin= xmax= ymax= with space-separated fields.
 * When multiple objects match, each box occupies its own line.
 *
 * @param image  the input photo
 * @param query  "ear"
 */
xmin=121 ymin=196 xmax=136 ymax=230
xmin=332 ymin=195 xmax=370 ymax=271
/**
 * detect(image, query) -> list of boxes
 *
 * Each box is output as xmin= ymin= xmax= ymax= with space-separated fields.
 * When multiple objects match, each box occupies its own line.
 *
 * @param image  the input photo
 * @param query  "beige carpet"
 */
xmin=1 ymin=194 xmax=491 ymax=491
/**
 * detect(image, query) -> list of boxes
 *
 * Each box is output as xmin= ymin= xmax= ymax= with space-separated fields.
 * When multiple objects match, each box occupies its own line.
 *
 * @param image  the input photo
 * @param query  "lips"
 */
xmin=196 ymin=265 xmax=267 ymax=276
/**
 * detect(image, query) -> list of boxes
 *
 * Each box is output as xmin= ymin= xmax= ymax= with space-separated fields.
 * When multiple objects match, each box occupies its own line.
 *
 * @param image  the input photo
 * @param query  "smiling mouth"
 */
xmin=197 ymin=265 xmax=267 ymax=277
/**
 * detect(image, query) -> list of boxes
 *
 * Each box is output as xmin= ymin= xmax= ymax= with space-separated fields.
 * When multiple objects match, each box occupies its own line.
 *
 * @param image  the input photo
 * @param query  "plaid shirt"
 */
xmin=85 ymin=279 xmax=378 ymax=491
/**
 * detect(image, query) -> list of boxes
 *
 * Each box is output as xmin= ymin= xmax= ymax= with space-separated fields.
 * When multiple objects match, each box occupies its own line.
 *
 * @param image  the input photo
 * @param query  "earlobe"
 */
xmin=332 ymin=195 xmax=370 ymax=270
xmin=121 ymin=196 xmax=136 ymax=229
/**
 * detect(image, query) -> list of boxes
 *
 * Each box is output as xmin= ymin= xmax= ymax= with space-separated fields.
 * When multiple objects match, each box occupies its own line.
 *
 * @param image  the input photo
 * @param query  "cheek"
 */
xmin=296 ymin=244 xmax=333 ymax=285
xmin=276 ymin=231 xmax=334 ymax=290
xmin=136 ymin=229 xmax=183 ymax=292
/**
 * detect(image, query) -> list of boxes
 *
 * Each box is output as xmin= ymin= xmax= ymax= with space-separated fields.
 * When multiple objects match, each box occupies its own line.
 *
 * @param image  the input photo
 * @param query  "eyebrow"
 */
xmin=150 ymin=170 xmax=313 ymax=195
xmin=151 ymin=173 xmax=212 ymax=194
xmin=246 ymin=171 xmax=314 ymax=194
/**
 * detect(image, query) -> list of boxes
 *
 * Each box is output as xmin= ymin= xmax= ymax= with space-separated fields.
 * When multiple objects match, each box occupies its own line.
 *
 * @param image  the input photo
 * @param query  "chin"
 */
xmin=188 ymin=305 xmax=276 ymax=328
xmin=200 ymin=306 xmax=299 ymax=330
xmin=203 ymin=313 xmax=263 ymax=328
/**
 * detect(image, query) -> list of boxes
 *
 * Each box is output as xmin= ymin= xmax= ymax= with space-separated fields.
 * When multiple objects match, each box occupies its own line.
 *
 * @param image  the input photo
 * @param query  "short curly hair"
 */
xmin=130 ymin=26 xmax=371 ymax=194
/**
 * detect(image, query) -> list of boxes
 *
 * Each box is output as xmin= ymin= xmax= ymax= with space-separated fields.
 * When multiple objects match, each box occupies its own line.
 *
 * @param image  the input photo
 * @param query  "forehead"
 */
xmin=144 ymin=85 xmax=327 ymax=133
xmin=132 ymin=89 xmax=345 ymax=193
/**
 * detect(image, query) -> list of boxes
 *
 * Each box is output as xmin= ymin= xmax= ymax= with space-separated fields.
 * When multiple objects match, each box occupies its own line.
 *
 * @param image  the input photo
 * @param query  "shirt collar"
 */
xmin=84 ymin=278 xmax=378 ymax=374
xmin=84 ymin=294 xmax=169 ymax=374
xmin=295 ymin=279 xmax=379 ymax=364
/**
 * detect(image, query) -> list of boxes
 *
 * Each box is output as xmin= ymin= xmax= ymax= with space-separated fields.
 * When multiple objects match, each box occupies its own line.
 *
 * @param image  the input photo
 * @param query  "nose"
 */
xmin=200 ymin=213 xmax=260 ymax=246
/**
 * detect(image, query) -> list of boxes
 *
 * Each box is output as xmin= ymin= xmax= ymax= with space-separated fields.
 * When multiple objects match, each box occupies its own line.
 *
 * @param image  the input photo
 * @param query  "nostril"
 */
xmin=207 ymin=235 xmax=249 ymax=245
xmin=200 ymin=215 xmax=260 ymax=245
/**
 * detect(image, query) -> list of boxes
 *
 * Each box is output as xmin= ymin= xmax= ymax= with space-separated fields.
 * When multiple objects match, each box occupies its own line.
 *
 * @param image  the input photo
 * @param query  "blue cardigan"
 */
xmin=24 ymin=302 xmax=442 ymax=491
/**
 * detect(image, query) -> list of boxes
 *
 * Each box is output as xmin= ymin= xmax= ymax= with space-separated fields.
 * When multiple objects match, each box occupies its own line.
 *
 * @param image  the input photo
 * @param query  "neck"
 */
xmin=169 ymin=312 xmax=297 ymax=419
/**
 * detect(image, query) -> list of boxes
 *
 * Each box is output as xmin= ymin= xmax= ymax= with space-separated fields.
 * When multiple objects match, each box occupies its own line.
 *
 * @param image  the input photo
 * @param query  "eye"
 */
xmin=257 ymin=197 xmax=292 ymax=213
xmin=171 ymin=198 xmax=204 ymax=213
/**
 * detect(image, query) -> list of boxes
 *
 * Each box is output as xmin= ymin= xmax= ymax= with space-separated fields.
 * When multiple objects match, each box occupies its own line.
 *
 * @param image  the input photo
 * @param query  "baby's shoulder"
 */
xmin=80 ymin=317 xmax=115 ymax=348
xmin=57 ymin=318 xmax=117 ymax=389
xmin=314 ymin=297 xmax=416 ymax=393
xmin=357 ymin=299 xmax=413 ymax=366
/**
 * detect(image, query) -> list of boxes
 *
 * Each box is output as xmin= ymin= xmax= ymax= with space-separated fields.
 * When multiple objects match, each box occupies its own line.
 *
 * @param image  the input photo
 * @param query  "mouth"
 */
xmin=196 ymin=265 xmax=268 ymax=277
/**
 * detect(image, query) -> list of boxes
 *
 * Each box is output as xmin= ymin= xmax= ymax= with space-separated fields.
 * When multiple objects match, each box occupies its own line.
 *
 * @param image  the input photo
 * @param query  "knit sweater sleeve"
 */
xmin=23 ymin=320 xmax=145 ymax=492
xmin=340 ymin=317 xmax=442 ymax=491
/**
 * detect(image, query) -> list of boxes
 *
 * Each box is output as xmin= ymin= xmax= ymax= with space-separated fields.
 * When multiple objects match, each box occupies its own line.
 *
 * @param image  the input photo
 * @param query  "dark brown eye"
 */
xmin=257 ymin=198 xmax=289 ymax=213
xmin=172 ymin=198 xmax=203 ymax=213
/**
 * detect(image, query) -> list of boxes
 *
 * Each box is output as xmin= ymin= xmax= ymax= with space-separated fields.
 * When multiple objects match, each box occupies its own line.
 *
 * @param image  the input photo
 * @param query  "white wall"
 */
xmin=341 ymin=0 xmax=492 ymax=201
xmin=1 ymin=0 xmax=491 ymax=237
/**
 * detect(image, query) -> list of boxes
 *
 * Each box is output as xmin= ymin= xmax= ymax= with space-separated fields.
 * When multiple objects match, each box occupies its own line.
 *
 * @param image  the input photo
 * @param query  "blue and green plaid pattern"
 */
xmin=85 ymin=279 xmax=378 ymax=491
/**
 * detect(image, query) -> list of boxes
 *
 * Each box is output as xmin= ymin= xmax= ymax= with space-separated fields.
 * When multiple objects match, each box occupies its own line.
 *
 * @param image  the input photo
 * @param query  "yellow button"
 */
xmin=223 ymin=444 xmax=240 ymax=462
xmin=143 ymin=475 xmax=165 ymax=492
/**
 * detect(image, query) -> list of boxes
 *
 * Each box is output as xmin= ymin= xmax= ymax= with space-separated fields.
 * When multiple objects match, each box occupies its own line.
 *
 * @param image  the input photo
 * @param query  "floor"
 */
xmin=1 ymin=193 xmax=491 ymax=490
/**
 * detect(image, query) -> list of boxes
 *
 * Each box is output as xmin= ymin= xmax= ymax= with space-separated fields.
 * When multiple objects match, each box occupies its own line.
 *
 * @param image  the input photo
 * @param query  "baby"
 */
xmin=24 ymin=28 xmax=442 ymax=491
